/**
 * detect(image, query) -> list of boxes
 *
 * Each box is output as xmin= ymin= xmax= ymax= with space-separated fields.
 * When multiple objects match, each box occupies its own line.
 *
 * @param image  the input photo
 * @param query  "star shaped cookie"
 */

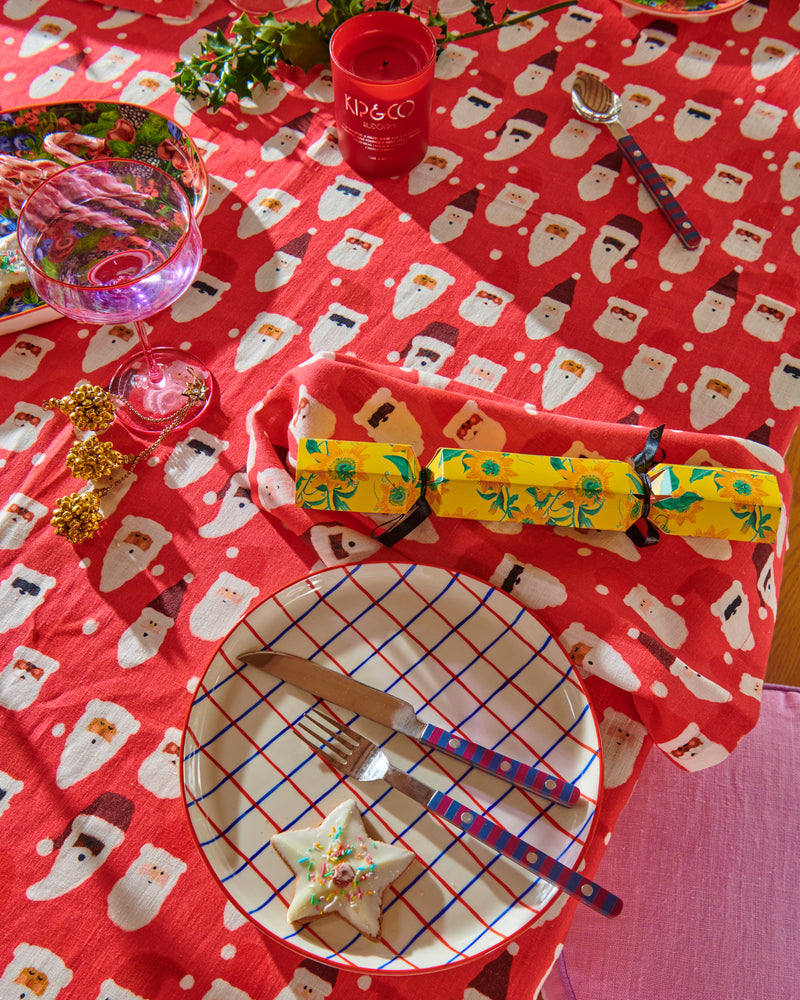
xmin=271 ymin=799 xmax=414 ymax=940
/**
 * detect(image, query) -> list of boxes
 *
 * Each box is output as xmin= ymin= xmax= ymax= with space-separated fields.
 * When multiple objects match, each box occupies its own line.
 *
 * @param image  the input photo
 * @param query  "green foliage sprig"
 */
xmin=171 ymin=0 xmax=573 ymax=111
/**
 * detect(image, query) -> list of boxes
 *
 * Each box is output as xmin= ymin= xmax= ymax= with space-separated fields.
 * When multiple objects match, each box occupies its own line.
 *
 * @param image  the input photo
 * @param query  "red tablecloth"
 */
xmin=1 ymin=1 xmax=798 ymax=997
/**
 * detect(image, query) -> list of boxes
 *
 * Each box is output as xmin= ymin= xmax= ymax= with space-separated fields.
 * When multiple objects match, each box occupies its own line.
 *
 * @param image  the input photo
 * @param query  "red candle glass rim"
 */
xmin=17 ymin=157 xmax=198 ymax=294
xmin=329 ymin=10 xmax=437 ymax=85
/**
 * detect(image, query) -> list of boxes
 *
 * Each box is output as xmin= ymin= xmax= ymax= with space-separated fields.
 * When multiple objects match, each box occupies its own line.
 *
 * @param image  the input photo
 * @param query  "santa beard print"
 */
xmin=408 ymin=147 xmax=463 ymax=194
xmin=742 ymin=295 xmax=795 ymax=342
xmin=689 ymin=366 xmax=749 ymax=429
xmin=489 ymin=553 xmax=567 ymax=609
xmin=164 ymin=430 xmax=229 ymax=489
xmin=751 ymin=37 xmax=798 ymax=81
xmin=317 ymin=175 xmax=372 ymax=220
xmin=170 ymin=272 xmax=231 ymax=323
xmin=138 ymin=728 xmax=182 ymax=799
xmin=673 ymin=100 xmax=721 ymax=142
xmin=0 ymin=404 xmax=53 ymax=453
xmin=0 ymin=335 xmax=54 ymax=380
xmin=199 ymin=470 xmax=259 ymax=538
xmin=658 ymin=722 xmax=728 ymax=771
xmin=485 ymin=183 xmax=537 ymax=227
xmin=237 ymin=187 xmax=300 ymax=239
xmin=19 ymin=15 xmax=75 ymax=57
xmin=769 ymin=353 xmax=800 ymax=411
xmin=458 ymin=281 xmax=514 ymax=327
xmin=702 ymin=163 xmax=752 ymax=203
xmin=99 ymin=516 xmax=172 ymax=593
xmin=82 ymin=323 xmax=137 ymax=373
xmin=0 ymin=563 xmax=56 ymax=634
xmin=740 ymin=99 xmax=787 ymax=141
xmin=56 ymin=699 xmax=141 ymax=789
xmin=0 ymin=493 xmax=48 ymax=549
xmin=540 ymin=347 xmax=602 ymax=410
xmin=189 ymin=572 xmax=260 ymax=642
xmin=528 ymin=214 xmax=585 ymax=267
xmin=85 ymin=45 xmax=140 ymax=82
xmin=392 ymin=263 xmax=455 ymax=319
xmin=307 ymin=126 xmax=343 ymax=166
xmin=598 ymin=707 xmax=647 ymax=788
xmin=0 ymin=645 xmax=59 ymax=711
xmin=234 ymin=312 xmax=303 ymax=372
xmin=675 ymin=41 xmax=721 ymax=80
xmin=622 ymin=345 xmax=677 ymax=400
xmin=308 ymin=303 xmax=368 ymax=353
xmin=107 ymin=843 xmax=187 ymax=931
xmin=561 ymin=623 xmax=641 ymax=692
xmin=0 ymin=944 xmax=72 ymax=1000
xmin=119 ymin=70 xmax=172 ymax=106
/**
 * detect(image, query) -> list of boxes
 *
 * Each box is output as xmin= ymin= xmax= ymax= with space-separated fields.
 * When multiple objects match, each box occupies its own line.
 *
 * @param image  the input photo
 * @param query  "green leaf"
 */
xmin=384 ymin=454 xmax=414 ymax=481
xmin=689 ymin=468 xmax=715 ymax=482
xmin=304 ymin=439 xmax=323 ymax=454
xmin=550 ymin=457 xmax=567 ymax=471
xmin=280 ymin=22 xmax=331 ymax=71
xmin=653 ymin=492 xmax=702 ymax=512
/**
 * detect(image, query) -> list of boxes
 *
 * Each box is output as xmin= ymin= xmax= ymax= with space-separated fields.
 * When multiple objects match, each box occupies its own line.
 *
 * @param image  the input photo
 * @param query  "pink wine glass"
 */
xmin=17 ymin=158 xmax=212 ymax=435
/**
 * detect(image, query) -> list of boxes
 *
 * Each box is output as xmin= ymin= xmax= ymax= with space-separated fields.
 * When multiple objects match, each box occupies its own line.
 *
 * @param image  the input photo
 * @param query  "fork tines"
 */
xmin=295 ymin=707 xmax=355 ymax=766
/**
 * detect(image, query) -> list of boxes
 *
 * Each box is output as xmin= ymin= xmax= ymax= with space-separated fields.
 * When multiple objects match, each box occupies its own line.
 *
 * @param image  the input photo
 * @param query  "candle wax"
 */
xmin=338 ymin=35 xmax=428 ymax=82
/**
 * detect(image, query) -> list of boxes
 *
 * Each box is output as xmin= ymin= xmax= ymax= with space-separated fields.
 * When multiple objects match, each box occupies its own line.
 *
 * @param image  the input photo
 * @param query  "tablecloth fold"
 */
xmin=247 ymin=351 xmax=790 ymax=771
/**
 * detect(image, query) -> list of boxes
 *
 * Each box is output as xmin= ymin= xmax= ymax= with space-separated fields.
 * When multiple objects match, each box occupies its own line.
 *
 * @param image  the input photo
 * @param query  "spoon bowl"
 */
xmin=571 ymin=73 xmax=621 ymax=125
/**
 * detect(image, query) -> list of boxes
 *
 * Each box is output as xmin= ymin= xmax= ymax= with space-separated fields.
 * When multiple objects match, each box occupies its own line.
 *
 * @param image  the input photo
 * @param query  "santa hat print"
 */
xmin=282 ymin=111 xmax=314 ymax=137
xmin=543 ymin=273 xmax=578 ymax=307
xmin=532 ymin=49 xmax=558 ymax=72
xmin=298 ymin=957 xmax=338 ymax=987
xmin=388 ymin=321 xmax=459 ymax=363
xmin=464 ymin=942 xmax=518 ymax=1000
xmin=205 ymin=466 xmax=250 ymax=504
xmin=603 ymin=213 xmax=643 ymax=262
xmin=595 ymin=149 xmax=623 ymax=173
xmin=146 ymin=574 xmax=193 ymax=623
xmin=637 ymin=19 xmax=678 ymax=43
xmin=55 ymin=50 xmax=86 ymax=73
xmin=631 ymin=627 xmax=676 ymax=668
xmin=746 ymin=417 xmax=774 ymax=449
xmin=709 ymin=269 xmax=739 ymax=301
xmin=37 ymin=791 xmax=134 ymax=855
xmin=278 ymin=231 xmax=312 ymax=261
xmin=449 ymin=187 xmax=480 ymax=215
xmin=497 ymin=107 xmax=547 ymax=135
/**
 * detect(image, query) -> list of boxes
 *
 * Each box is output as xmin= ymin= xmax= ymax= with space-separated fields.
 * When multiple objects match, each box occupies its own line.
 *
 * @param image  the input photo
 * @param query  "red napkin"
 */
xmin=76 ymin=0 xmax=195 ymax=19
xmin=247 ymin=352 xmax=790 ymax=771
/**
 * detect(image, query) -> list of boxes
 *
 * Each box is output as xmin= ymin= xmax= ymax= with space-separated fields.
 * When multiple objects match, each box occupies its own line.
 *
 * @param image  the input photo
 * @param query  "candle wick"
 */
xmin=382 ymin=60 xmax=389 ymax=68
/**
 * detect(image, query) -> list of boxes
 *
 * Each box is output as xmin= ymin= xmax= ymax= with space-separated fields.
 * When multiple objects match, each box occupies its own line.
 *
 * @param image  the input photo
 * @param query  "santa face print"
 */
xmin=5 ymin=0 xmax=49 ymax=20
xmin=257 ymin=467 xmax=296 ymax=510
xmin=659 ymin=231 xmax=709 ymax=274
xmin=203 ymin=175 xmax=237 ymax=216
xmin=353 ymin=388 xmax=424 ymax=453
xmin=307 ymin=126 xmax=342 ymax=166
xmin=288 ymin=389 xmax=337 ymax=448
xmin=769 ymin=353 xmax=800 ymax=410
xmin=556 ymin=6 xmax=600 ymax=42
xmin=0 ymin=335 xmax=53 ymax=380
xmin=740 ymin=100 xmax=787 ymax=140
xmin=29 ymin=58 xmax=82 ymax=99
xmin=528 ymin=215 xmax=585 ymax=267
xmin=485 ymin=183 xmax=537 ymax=227
xmin=732 ymin=1 xmax=768 ymax=31
xmin=164 ymin=430 xmax=229 ymax=489
xmin=317 ymin=175 xmax=372 ymax=221
xmin=255 ymin=249 xmax=304 ymax=293
xmin=0 ymin=645 xmax=58 ymax=711
xmin=0 ymin=564 xmax=56 ymax=634
xmin=578 ymin=161 xmax=620 ymax=201
xmin=171 ymin=272 xmax=231 ymax=322
xmin=743 ymin=295 xmax=795 ymax=343
xmin=485 ymin=113 xmax=545 ymax=161
xmin=454 ymin=355 xmax=507 ymax=392
xmin=541 ymin=347 xmax=602 ymax=410
xmin=199 ymin=472 xmax=258 ymax=539
xmin=327 ymin=229 xmax=383 ymax=271
xmin=436 ymin=43 xmax=477 ymax=80
xmin=702 ymin=163 xmax=752 ymax=203
xmin=393 ymin=263 xmax=455 ymax=319
xmin=107 ymin=843 xmax=187 ymax=931
xmin=0 ymin=944 xmax=72 ymax=1000
xmin=19 ymin=15 xmax=74 ymax=57
xmin=260 ymin=122 xmax=306 ymax=162
xmin=593 ymin=297 xmax=647 ymax=343
xmin=99 ymin=516 xmax=172 ymax=593
xmin=0 ymin=493 xmax=47 ymax=549
xmin=458 ymin=281 xmax=514 ymax=327
xmin=443 ymin=402 xmax=507 ymax=451
xmin=513 ymin=59 xmax=554 ymax=96
xmin=689 ymin=367 xmax=749 ymax=430
xmin=0 ymin=770 xmax=23 ymax=818
xmin=82 ymin=323 xmax=137 ymax=373
xmin=238 ymin=188 xmax=300 ymax=239
xmin=307 ymin=523 xmax=382 ymax=566
xmin=85 ymin=45 xmax=140 ymax=81
xmin=623 ymin=25 xmax=676 ymax=67
xmin=0 ymin=404 xmax=53 ymax=452
xmin=755 ymin=547 xmax=778 ymax=618
xmin=451 ymin=87 xmax=502 ymax=130
xmin=561 ymin=623 xmax=640 ymax=692
xmin=623 ymin=584 xmax=688 ymax=648
xmin=490 ymin=554 xmax=566 ymax=609
xmin=590 ymin=223 xmax=640 ymax=284
xmin=692 ymin=290 xmax=735 ymax=334
xmin=549 ymin=119 xmax=599 ymax=159
xmin=496 ymin=15 xmax=546 ymax=51
xmin=235 ymin=312 xmax=302 ymax=372
xmin=56 ymin=699 xmax=140 ymax=789
xmin=240 ymin=78 xmax=295 ymax=114
xmin=780 ymin=151 xmax=800 ymax=200
xmin=658 ymin=722 xmax=728 ymax=772
xmin=751 ymin=37 xmax=798 ymax=80
xmin=408 ymin=147 xmax=463 ymax=194
xmin=525 ymin=295 xmax=570 ymax=341
xmin=304 ymin=68 xmax=333 ymax=103
xmin=617 ymin=85 xmax=665 ymax=128
xmin=117 ymin=609 xmax=174 ymax=669
xmin=599 ymin=707 xmax=647 ymax=789
xmin=189 ymin=572 xmax=260 ymax=642
xmin=138 ymin=728 xmax=182 ymax=799
xmin=119 ymin=70 xmax=172 ymax=106
xmin=673 ymin=100 xmax=721 ymax=142
xmin=675 ymin=41 xmax=721 ymax=80
xmin=721 ymin=220 xmax=771 ymax=262
xmin=308 ymin=303 xmax=368 ymax=353
xmin=623 ymin=345 xmax=677 ymax=400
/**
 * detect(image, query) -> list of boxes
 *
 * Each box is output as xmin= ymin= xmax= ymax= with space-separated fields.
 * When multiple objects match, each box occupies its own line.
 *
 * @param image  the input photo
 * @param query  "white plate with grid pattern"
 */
xmin=181 ymin=562 xmax=603 ymax=973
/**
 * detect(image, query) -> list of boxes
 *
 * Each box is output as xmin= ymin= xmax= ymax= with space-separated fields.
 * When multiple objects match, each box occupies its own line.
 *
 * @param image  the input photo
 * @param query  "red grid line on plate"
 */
xmin=229 ymin=657 xmax=537 ymax=929
xmin=187 ymin=678 xmax=413 ymax=969
xmin=199 ymin=662 xmax=504 ymax=965
xmin=263 ymin=565 xmax=598 ymax=816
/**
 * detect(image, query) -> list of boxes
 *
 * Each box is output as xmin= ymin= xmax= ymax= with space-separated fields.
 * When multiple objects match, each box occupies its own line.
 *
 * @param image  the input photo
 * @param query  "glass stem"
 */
xmin=134 ymin=319 xmax=163 ymax=384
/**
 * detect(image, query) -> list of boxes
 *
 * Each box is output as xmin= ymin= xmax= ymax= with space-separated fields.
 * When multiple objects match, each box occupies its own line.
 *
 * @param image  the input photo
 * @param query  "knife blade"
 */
xmin=238 ymin=649 xmax=581 ymax=807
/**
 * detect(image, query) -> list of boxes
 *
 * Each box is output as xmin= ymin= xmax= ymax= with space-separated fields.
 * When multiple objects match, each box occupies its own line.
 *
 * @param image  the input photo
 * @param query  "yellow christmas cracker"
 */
xmin=295 ymin=438 xmax=780 ymax=544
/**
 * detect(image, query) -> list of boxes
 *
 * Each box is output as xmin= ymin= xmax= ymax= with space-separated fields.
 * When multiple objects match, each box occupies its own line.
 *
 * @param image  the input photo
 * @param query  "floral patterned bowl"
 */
xmin=0 ymin=100 xmax=208 ymax=334
xmin=616 ymin=0 xmax=748 ymax=17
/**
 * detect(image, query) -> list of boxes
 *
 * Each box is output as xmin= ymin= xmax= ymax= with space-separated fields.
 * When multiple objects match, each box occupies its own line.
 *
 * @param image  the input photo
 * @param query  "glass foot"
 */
xmin=109 ymin=347 xmax=213 ymax=437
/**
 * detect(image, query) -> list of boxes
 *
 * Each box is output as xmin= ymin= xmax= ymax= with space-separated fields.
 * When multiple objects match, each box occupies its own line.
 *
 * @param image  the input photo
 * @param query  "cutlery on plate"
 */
xmin=294 ymin=707 xmax=622 ymax=918
xmin=571 ymin=72 xmax=702 ymax=250
xmin=239 ymin=649 xmax=581 ymax=807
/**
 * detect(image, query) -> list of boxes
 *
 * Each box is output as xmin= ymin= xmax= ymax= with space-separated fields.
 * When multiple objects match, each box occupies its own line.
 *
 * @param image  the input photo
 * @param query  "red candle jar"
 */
xmin=329 ymin=11 xmax=437 ymax=177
